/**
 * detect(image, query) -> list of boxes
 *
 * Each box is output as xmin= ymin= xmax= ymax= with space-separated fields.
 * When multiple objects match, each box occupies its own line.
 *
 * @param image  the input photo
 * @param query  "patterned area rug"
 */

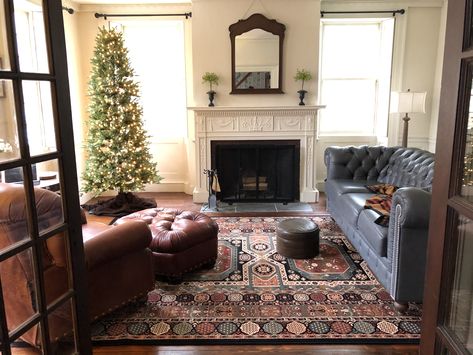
xmin=91 ymin=216 xmax=421 ymax=344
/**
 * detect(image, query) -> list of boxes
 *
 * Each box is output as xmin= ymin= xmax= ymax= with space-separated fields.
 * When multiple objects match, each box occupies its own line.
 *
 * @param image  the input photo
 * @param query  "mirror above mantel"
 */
xmin=229 ymin=13 xmax=285 ymax=94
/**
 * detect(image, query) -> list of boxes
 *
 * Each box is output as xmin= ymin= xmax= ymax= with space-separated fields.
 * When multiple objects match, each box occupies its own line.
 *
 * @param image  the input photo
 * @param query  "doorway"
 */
xmin=0 ymin=1 xmax=91 ymax=353
xmin=421 ymin=0 xmax=473 ymax=353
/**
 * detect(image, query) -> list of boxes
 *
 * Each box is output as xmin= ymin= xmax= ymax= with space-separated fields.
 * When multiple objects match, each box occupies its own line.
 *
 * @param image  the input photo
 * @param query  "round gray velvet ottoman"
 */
xmin=276 ymin=218 xmax=319 ymax=259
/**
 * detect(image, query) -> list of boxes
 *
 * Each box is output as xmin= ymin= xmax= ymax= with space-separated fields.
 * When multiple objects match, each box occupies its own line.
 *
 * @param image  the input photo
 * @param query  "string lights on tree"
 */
xmin=464 ymin=134 xmax=473 ymax=187
xmin=82 ymin=27 xmax=161 ymax=216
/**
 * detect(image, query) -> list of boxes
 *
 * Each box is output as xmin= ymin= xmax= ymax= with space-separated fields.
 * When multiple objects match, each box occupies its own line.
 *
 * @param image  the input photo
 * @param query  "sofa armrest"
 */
xmin=388 ymin=187 xmax=431 ymax=302
xmin=84 ymin=220 xmax=152 ymax=271
xmin=391 ymin=187 xmax=431 ymax=229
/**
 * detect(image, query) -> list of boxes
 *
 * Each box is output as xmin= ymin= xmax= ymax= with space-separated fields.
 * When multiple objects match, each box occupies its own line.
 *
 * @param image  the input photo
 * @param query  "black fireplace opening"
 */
xmin=211 ymin=140 xmax=300 ymax=202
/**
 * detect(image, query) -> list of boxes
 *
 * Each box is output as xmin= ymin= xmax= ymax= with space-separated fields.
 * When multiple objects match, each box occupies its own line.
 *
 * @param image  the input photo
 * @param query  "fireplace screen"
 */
xmin=211 ymin=140 xmax=300 ymax=202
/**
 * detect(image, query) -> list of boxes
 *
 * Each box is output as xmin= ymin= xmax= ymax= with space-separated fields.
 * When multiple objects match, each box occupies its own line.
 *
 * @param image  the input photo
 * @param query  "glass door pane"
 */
xmin=22 ymin=80 xmax=57 ymax=156
xmin=0 ymin=0 xmax=11 ymax=71
xmin=14 ymin=0 xmax=49 ymax=74
xmin=461 ymin=79 xmax=473 ymax=199
xmin=443 ymin=57 xmax=473 ymax=355
xmin=48 ymin=299 xmax=75 ymax=349
xmin=446 ymin=213 xmax=473 ymax=352
xmin=0 ymin=80 xmax=20 ymax=162
xmin=1 ymin=248 xmax=39 ymax=337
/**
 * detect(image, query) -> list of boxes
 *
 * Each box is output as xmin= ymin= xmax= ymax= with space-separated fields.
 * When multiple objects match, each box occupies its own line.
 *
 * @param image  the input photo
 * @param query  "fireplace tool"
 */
xmin=203 ymin=169 xmax=220 ymax=210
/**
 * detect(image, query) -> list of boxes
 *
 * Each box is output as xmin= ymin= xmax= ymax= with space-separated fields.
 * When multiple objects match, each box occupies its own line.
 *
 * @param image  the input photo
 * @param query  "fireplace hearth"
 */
xmin=211 ymin=140 xmax=300 ymax=202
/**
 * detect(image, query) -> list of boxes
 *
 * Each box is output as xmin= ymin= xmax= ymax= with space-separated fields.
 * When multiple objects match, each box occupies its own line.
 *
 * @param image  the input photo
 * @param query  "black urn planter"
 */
xmin=207 ymin=90 xmax=216 ymax=107
xmin=297 ymin=90 xmax=307 ymax=106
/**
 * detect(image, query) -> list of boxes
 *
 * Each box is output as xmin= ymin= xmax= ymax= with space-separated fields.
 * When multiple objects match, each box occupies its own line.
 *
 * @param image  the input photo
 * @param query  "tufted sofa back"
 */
xmin=324 ymin=146 xmax=397 ymax=181
xmin=324 ymin=145 xmax=435 ymax=190
xmin=378 ymin=147 xmax=435 ymax=191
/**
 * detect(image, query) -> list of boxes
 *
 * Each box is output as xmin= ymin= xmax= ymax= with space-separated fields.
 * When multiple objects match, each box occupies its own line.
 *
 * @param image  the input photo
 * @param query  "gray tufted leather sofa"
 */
xmin=324 ymin=146 xmax=434 ymax=307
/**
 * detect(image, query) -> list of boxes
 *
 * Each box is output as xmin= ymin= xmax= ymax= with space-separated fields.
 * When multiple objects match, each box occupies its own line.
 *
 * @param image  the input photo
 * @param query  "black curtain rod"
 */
xmin=94 ymin=12 xmax=192 ymax=20
xmin=320 ymin=9 xmax=405 ymax=17
xmin=62 ymin=6 xmax=74 ymax=14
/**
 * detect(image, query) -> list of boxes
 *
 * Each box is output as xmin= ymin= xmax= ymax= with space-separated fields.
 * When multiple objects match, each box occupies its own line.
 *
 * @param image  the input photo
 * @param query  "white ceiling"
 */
xmin=74 ymin=0 xmax=439 ymax=4
xmin=74 ymin=0 xmax=191 ymax=4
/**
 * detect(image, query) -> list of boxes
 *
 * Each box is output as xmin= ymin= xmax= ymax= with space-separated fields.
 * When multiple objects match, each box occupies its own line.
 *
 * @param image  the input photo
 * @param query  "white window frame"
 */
xmin=318 ymin=18 xmax=394 ymax=138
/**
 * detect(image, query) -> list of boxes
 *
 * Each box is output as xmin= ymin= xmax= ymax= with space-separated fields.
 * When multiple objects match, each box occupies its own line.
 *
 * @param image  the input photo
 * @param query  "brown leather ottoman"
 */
xmin=116 ymin=208 xmax=218 ymax=281
xmin=276 ymin=218 xmax=319 ymax=259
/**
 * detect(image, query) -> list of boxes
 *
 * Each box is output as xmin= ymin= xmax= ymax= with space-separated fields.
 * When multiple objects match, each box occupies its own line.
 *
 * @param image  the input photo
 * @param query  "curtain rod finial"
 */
xmin=394 ymin=9 xmax=405 ymax=16
xmin=62 ymin=6 xmax=74 ymax=14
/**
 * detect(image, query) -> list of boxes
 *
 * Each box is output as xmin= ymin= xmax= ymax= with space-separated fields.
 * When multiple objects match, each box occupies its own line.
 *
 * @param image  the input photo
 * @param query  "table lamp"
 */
xmin=391 ymin=89 xmax=427 ymax=147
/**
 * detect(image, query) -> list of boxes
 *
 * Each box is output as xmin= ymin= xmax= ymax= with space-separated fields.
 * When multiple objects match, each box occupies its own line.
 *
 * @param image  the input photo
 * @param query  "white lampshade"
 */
xmin=390 ymin=90 xmax=426 ymax=114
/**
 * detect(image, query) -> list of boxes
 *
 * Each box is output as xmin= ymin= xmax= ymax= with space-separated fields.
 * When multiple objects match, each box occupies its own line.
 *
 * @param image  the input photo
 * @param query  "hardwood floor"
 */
xmin=85 ymin=191 xmax=330 ymax=212
xmin=85 ymin=191 xmax=329 ymax=222
xmin=12 ymin=343 xmax=419 ymax=355
xmin=16 ymin=193 xmax=420 ymax=354
xmin=92 ymin=344 xmax=419 ymax=354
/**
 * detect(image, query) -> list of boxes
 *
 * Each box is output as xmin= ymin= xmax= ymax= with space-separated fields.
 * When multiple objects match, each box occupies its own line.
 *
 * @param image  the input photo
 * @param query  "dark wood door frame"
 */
xmin=45 ymin=2 xmax=92 ymax=353
xmin=420 ymin=0 xmax=473 ymax=353
xmin=0 ymin=1 xmax=91 ymax=353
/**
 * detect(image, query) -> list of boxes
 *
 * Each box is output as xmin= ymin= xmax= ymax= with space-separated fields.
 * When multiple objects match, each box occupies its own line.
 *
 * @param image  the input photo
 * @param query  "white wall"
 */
xmin=396 ymin=6 xmax=443 ymax=149
xmin=191 ymin=0 xmax=321 ymax=107
xmin=429 ymin=2 xmax=448 ymax=152
xmin=63 ymin=0 xmax=89 ymax=202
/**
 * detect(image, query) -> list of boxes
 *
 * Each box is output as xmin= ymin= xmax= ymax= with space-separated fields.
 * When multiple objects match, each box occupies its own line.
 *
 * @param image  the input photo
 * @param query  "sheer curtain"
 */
xmin=122 ymin=20 xmax=187 ymax=139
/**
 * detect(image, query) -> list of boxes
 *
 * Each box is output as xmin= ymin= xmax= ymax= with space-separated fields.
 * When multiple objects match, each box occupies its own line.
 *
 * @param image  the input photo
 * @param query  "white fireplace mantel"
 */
xmin=188 ymin=106 xmax=325 ymax=203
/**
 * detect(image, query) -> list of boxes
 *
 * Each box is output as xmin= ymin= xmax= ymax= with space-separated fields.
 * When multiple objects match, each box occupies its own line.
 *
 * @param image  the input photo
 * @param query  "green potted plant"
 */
xmin=294 ymin=69 xmax=312 ymax=105
xmin=202 ymin=72 xmax=219 ymax=107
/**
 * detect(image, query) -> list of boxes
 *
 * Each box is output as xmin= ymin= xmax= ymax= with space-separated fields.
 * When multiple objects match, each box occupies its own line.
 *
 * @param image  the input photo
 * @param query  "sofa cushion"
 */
xmin=357 ymin=209 xmax=388 ymax=257
xmin=325 ymin=179 xmax=373 ymax=198
xmin=335 ymin=193 xmax=374 ymax=226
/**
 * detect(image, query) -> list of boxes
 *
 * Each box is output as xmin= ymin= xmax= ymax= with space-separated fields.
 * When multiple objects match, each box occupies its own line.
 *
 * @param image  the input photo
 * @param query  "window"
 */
xmin=120 ymin=20 xmax=187 ymax=138
xmin=319 ymin=18 xmax=394 ymax=136
xmin=14 ymin=1 xmax=56 ymax=155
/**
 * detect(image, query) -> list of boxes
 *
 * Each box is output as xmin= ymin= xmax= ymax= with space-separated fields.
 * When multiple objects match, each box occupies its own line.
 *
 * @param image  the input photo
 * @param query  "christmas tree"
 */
xmin=82 ymin=27 xmax=161 ymax=215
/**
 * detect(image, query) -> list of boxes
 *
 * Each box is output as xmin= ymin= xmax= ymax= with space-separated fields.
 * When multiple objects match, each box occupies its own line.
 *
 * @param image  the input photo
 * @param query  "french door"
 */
xmin=421 ymin=0 xmax=473 ymax=353
xmin=0 ymin=1 xmax=91 ymax=353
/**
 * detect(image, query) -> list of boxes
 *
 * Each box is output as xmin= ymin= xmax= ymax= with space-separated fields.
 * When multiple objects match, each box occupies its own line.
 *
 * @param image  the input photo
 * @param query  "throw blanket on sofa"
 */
xmin=364 ymin=184 xmax=398 ymax=227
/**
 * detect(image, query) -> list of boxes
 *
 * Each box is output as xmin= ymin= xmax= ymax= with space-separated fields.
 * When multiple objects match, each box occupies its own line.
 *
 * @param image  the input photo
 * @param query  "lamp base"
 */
xmin=401 ymin=113 xmax=410 ymax=148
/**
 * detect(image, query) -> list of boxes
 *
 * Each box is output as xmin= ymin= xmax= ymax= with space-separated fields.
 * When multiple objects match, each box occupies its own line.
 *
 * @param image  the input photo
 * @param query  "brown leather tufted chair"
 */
xmin=0 ymin=183 xmax=154 ymax=347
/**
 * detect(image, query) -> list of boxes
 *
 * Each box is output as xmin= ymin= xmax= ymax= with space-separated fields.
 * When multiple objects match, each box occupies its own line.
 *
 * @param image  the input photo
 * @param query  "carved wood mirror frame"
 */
xmin=229 ymin=13 xmax=285 ymax=94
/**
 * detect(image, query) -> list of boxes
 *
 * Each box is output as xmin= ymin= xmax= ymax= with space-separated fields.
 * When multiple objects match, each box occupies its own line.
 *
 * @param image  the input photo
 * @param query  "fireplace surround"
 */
xmin=189 ymin=106 xmax=324 ymax=203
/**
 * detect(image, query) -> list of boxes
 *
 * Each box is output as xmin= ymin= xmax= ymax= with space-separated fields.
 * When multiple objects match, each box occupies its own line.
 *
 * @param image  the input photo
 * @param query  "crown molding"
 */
xmin=321 ymin=0 xmax=445 ymax=9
